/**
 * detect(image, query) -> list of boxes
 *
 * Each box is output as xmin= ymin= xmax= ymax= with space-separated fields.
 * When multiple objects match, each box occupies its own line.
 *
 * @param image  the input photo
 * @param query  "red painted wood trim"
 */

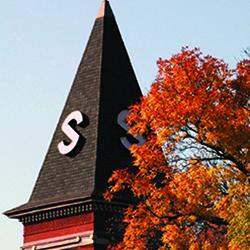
xmin=24 ymin=213 xmax=94 ymax=243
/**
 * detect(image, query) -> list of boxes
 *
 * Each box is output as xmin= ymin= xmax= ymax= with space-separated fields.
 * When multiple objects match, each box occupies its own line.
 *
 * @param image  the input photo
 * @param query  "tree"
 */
xmin=105 ymin=48 xmax=250 ymax=249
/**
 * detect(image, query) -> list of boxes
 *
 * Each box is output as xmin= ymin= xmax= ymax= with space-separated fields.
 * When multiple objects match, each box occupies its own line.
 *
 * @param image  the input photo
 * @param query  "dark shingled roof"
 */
xmin=5 ymin=0 xmax=141 ymax=218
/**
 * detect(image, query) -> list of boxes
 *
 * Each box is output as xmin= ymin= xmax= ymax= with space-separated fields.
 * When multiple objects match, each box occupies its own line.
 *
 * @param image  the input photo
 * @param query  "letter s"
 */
xmin=58 ymin=111 xmax=84 ymax=155
xmin=117 ymin=110 xmax=145 ymax=150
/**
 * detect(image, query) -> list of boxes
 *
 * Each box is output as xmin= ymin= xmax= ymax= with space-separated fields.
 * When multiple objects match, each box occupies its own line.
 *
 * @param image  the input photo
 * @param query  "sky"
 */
xmin=0 ymin=0 xmax=249 ymax=249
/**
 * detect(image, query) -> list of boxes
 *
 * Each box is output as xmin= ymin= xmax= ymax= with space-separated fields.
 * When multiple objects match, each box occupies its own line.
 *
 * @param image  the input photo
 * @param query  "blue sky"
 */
xmin=1 ymin=0 xmax=249 ymax=249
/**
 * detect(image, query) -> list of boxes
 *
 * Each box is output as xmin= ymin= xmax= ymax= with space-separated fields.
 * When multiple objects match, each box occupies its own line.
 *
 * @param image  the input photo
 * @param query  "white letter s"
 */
xmin=58 ymin=111 xmax=84 ymax=155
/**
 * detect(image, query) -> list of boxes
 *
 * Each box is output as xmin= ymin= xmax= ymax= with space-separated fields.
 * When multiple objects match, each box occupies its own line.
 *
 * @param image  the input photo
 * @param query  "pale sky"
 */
xmin=1 ymin=0 xmax=249 ymax=249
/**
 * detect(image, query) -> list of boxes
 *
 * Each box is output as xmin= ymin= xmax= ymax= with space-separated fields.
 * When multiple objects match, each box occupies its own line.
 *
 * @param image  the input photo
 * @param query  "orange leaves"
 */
xmin=104 ymin=168 xmax=135 ymax=201
xmin=162 ymin=224 xmax=183 ymax=248
xmin=105 ymin=48 xmax=250 ymax=249
xmin=169 ymin=165 xmax=220 ymax=213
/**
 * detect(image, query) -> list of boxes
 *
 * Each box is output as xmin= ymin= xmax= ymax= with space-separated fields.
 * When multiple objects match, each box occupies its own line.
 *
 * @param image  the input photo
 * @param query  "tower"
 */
xmin=4 ymin=1 xmax=142 ymax=249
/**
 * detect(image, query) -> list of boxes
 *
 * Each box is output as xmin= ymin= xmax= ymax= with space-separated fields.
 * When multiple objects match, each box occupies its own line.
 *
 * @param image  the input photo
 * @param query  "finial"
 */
xmin=97 ymin=0 xmax=113 ymax=19
xmin=97 ymin=0 xmax=106 ymax=18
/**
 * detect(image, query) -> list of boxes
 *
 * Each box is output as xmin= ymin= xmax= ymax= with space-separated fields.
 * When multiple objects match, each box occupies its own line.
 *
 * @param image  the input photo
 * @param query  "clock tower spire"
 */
xmin=4 ymin=1 xmax=141 ymax=249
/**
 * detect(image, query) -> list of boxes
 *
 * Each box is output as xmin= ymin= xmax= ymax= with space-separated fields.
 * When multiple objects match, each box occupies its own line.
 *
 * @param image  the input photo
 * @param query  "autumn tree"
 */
xmin=105 ymin=48 xmax=250 ymax=249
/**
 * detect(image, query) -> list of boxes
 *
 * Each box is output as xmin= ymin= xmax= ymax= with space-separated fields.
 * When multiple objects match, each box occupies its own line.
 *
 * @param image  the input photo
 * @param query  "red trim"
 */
xmin=24 ymin=213 xmax=94 ymax=244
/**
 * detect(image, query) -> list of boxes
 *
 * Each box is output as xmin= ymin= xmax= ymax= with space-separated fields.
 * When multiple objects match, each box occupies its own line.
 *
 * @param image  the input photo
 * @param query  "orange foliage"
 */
xmin=105 ymin=48 xmax=250 ymax=249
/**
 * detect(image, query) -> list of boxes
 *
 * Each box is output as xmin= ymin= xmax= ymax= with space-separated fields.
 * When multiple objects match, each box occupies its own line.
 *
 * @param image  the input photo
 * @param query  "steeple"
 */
xmin=5 ymin=1 xmax=141 ymax=249
xmin=6 ymin=0 xmax=141 ymax=219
